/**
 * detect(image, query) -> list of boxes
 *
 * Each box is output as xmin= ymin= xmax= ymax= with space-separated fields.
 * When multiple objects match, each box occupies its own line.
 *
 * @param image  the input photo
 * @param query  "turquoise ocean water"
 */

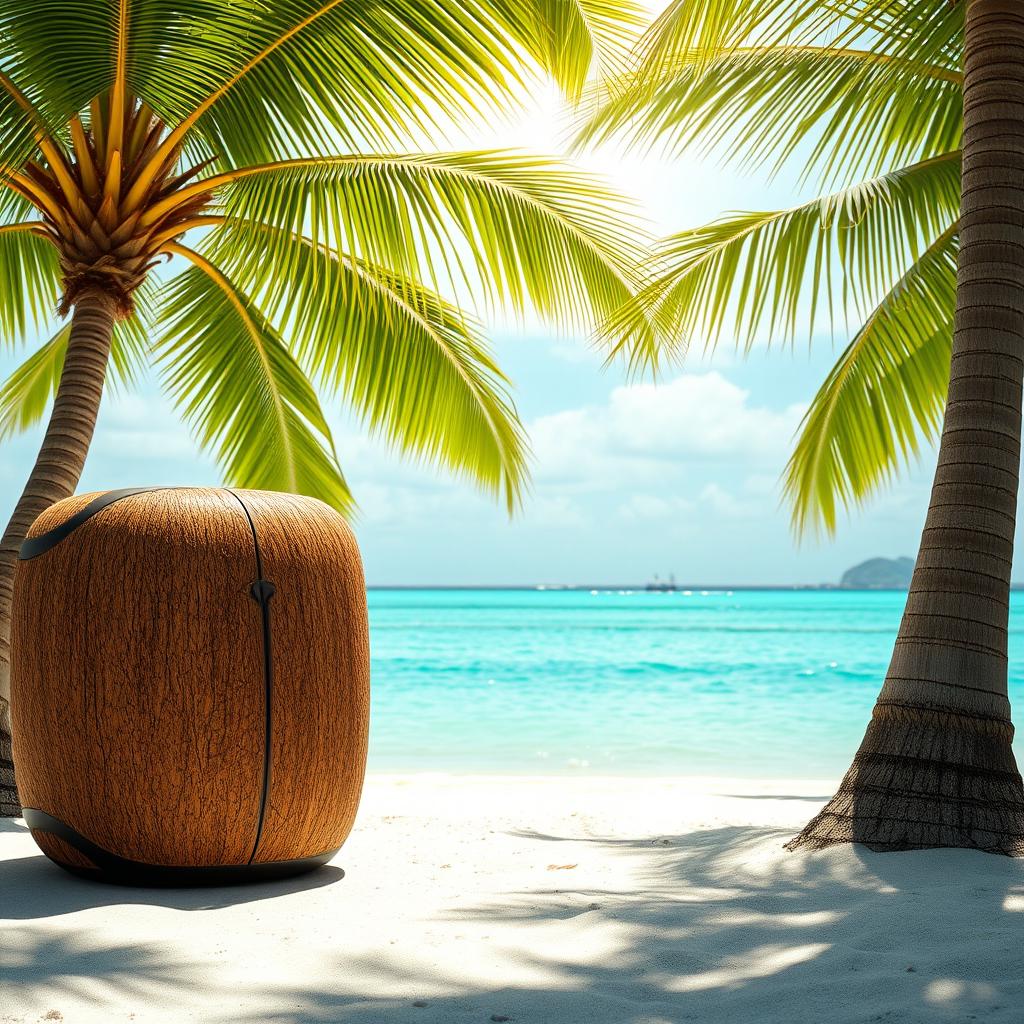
xmin=366 ymin=588 xmax=1024 ymax=779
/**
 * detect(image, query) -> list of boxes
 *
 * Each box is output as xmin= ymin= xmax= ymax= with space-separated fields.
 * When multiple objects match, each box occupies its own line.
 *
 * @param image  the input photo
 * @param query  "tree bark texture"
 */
xmin=789 ymin=0 xmax=1024 ymax=854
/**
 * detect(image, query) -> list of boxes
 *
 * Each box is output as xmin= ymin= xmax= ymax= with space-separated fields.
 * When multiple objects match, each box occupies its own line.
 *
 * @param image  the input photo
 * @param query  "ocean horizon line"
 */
xmin=363 ymin=583 xmax=999 ymax=591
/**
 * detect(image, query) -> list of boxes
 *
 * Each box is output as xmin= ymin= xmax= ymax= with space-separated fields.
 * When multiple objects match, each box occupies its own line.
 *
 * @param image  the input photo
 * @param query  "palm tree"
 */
xmin=584 ymin=0 xmax=1024 ymax=853
xmin=0 ymin=0 xmax=649 ymax=815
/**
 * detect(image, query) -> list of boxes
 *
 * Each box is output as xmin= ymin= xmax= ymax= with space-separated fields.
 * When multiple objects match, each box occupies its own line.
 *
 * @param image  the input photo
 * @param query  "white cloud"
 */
xmin=698 ymin=483 xmax=752 ymax=520
xmin=618 ymin=494 xmax=694 ymax=521
xmin=530 ymin=371 xmax=806 ymax=487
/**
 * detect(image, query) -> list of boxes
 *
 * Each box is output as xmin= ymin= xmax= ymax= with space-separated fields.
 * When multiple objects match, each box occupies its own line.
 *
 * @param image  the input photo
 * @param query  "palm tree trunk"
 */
xmin=788 ymin=0 xmax=1024 ymax=854
xmin=0 ymin=289 xmax=116 ymax=816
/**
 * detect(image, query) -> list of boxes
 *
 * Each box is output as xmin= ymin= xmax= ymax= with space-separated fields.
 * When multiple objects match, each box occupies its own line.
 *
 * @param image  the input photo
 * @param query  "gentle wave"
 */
xmin=366 ymin=589 xmax=1024 ymax=778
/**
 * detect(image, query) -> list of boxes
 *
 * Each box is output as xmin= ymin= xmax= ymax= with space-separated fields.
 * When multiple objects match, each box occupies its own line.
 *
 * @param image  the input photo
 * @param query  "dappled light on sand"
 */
xmin=4 ymin=776 xmax=1024 ymax=1023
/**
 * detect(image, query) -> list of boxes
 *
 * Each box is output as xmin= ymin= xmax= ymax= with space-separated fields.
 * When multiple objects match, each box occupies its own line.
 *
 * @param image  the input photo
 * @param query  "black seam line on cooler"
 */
xmin=19 ymin=487 xmax=167 ymax=560
xmin=22 ymin=808 xmax=338 ymax=887
xmin=228 ymin=490 xmax=275 ymax=867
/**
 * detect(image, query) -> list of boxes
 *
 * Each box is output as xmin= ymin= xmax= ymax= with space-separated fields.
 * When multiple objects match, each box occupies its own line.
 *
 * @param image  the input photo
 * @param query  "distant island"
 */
xmin=839 ymin=557 xmax=915 ymax=589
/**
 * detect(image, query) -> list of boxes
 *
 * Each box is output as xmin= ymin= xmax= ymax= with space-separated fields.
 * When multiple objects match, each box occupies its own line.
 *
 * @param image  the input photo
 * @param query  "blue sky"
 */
xmin=0 ymin=84 xmax=943 ymax=587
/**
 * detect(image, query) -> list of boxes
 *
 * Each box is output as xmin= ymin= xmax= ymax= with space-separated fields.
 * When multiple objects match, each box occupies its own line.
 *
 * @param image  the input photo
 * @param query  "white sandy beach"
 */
xmin=3 ymin=774 xmax=1024 ymax=1024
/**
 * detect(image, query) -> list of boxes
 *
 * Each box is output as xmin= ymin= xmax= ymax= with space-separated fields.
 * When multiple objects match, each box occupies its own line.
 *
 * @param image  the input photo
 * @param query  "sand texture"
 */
xmin=4 ymin=774 xmax=1024 ymax=1023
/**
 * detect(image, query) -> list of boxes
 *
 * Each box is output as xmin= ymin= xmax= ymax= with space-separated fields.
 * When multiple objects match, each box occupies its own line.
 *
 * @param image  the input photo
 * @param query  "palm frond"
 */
xmin=603 ymin=151 xmax=960 ymax=363
xmin=635 ymin=0 xmax=961 ymax=74
xmin=531 ymin=0 xmax=648 ymax=98
xmin=0 ymin=224 xmax=60 ymax=345
xmin=0 ymin=277 xmax=157 ymax=439
xmin=0 ymin=78 xmax=52 ymax=172
xmin=783 ymin=223 xmax=958 ymax=537
xmin=0 ymin=185 xmax=37 ymax=225
xmin=130 ymin=0 xmax=542 ymax=169
xmin=107 ymin=272 xmax=158 ymax=390
xmin=157 ymin=245 xmax=353 ymax=514
xmin=0 ymin=321 xmax=68 ymax=439
xmin=576 ymin=43 xmax=961 ymax=187
xmin=832 ymin=0 xmax=963 ymax=74
xmin=203 ymin=222 xmax=530 ymax=511
xmin=636 ymin=0 xmax=833 ymax=71
xmin=0 ymin=0 xmax=653 ymax=171
xmin=209 ymin=151 xmax=648 ymax=335
xmin=0 ymin=1 xmax=122 ymax=121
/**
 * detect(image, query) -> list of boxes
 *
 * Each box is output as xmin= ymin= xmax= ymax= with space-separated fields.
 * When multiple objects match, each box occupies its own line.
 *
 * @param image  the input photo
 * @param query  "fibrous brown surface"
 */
xmin=789 ymin=0 xmax=1024 ymax=856
xmin=11 ymin=487 xmax=369 ymax=870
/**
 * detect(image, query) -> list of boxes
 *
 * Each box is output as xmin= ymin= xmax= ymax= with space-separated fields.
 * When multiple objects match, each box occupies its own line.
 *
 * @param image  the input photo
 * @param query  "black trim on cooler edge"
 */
xmin=23 ymin=488 xmax=292 ymax=885
xmin=228 ymin=490 xmax=276 ymax=866
xmin=23 ymin=808 xmax=338 ymax=887
xmin=19 ymin=487 xmax=166 ymax=560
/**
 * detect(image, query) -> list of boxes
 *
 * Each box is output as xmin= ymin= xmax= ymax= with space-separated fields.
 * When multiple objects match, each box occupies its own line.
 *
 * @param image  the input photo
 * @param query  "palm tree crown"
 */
xmin=0 ymin=0 xmax=647 ymax=513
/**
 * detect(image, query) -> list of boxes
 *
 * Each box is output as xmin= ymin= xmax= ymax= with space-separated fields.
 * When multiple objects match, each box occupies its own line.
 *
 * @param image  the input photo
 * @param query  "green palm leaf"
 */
xmin=0 ymin=1 xmax=650 ymax=521
xmin=604 ymin=152 xmax=960 ymax=362
xmin=579 ymin=0 xmax=968 ymax=532
xmin=0 ymin=323 xmax=67 ymax=439
xmin=204 ymin=222 xmax=529 ymax=511
xmin=107 ymin=274 xmax=159 ymax=390
xmin=532 ymin=0 xmax=647 ymax=97
xmin=0 ymin=1 xmax=647 ymax=173
xmin=214 ymin=151 xmax=648 ymax=333
xmin=163 ymin=0 xmax=537 ymax=164
xmin=784 ymin=224 xmax=957 ymax=537
xmin=0 ymin=224 xmax=60 ymax=345
xmin=834 ymin=1 xmax=963 ymax=75
xmin=0 ymin=276 xmax=157 ymax=438
xmin=156 ymin=248 xmax=352 ymax=513
xmin=635 ymin=0 xmax=961 ymax=75
xmin=0 ymin=1 xmax=511 ymax=158
xmin=635 ymin=0 xmax=829 ymax=71
xmin=0 ymin=0 xmax=124 ymax=119
xmin=577 ymin=44 xmax=961 ymax=186
xmin=599 ymin=0 xmax=962 ymax=192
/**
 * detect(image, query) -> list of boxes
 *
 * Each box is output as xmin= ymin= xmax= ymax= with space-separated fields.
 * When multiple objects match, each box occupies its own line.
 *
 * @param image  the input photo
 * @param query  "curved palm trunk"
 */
xmin=0 ymin=289 xmax=116 ymax=816
xmin=789 ymin=0 xmax=1024 ymax=854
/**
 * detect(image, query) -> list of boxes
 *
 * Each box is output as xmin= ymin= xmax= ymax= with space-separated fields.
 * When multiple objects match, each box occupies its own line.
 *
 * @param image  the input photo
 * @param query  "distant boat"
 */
xmin=645 ymin=573 xmax=678 ymax=592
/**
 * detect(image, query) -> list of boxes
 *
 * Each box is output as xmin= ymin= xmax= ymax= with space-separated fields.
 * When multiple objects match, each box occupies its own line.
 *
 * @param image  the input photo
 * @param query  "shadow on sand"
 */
xmin=1 ymin=851 xmax=345 ymax=919
xmin=6 ymin=817 xmax=1024 ymax=1023
xmin=228 ymin=825 xmax=1024 ymax=1024
xmin=4 ymin=925 xmax=200 ymax=1014
xmin=2 ymin=847 xmax=346 ymax=1015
